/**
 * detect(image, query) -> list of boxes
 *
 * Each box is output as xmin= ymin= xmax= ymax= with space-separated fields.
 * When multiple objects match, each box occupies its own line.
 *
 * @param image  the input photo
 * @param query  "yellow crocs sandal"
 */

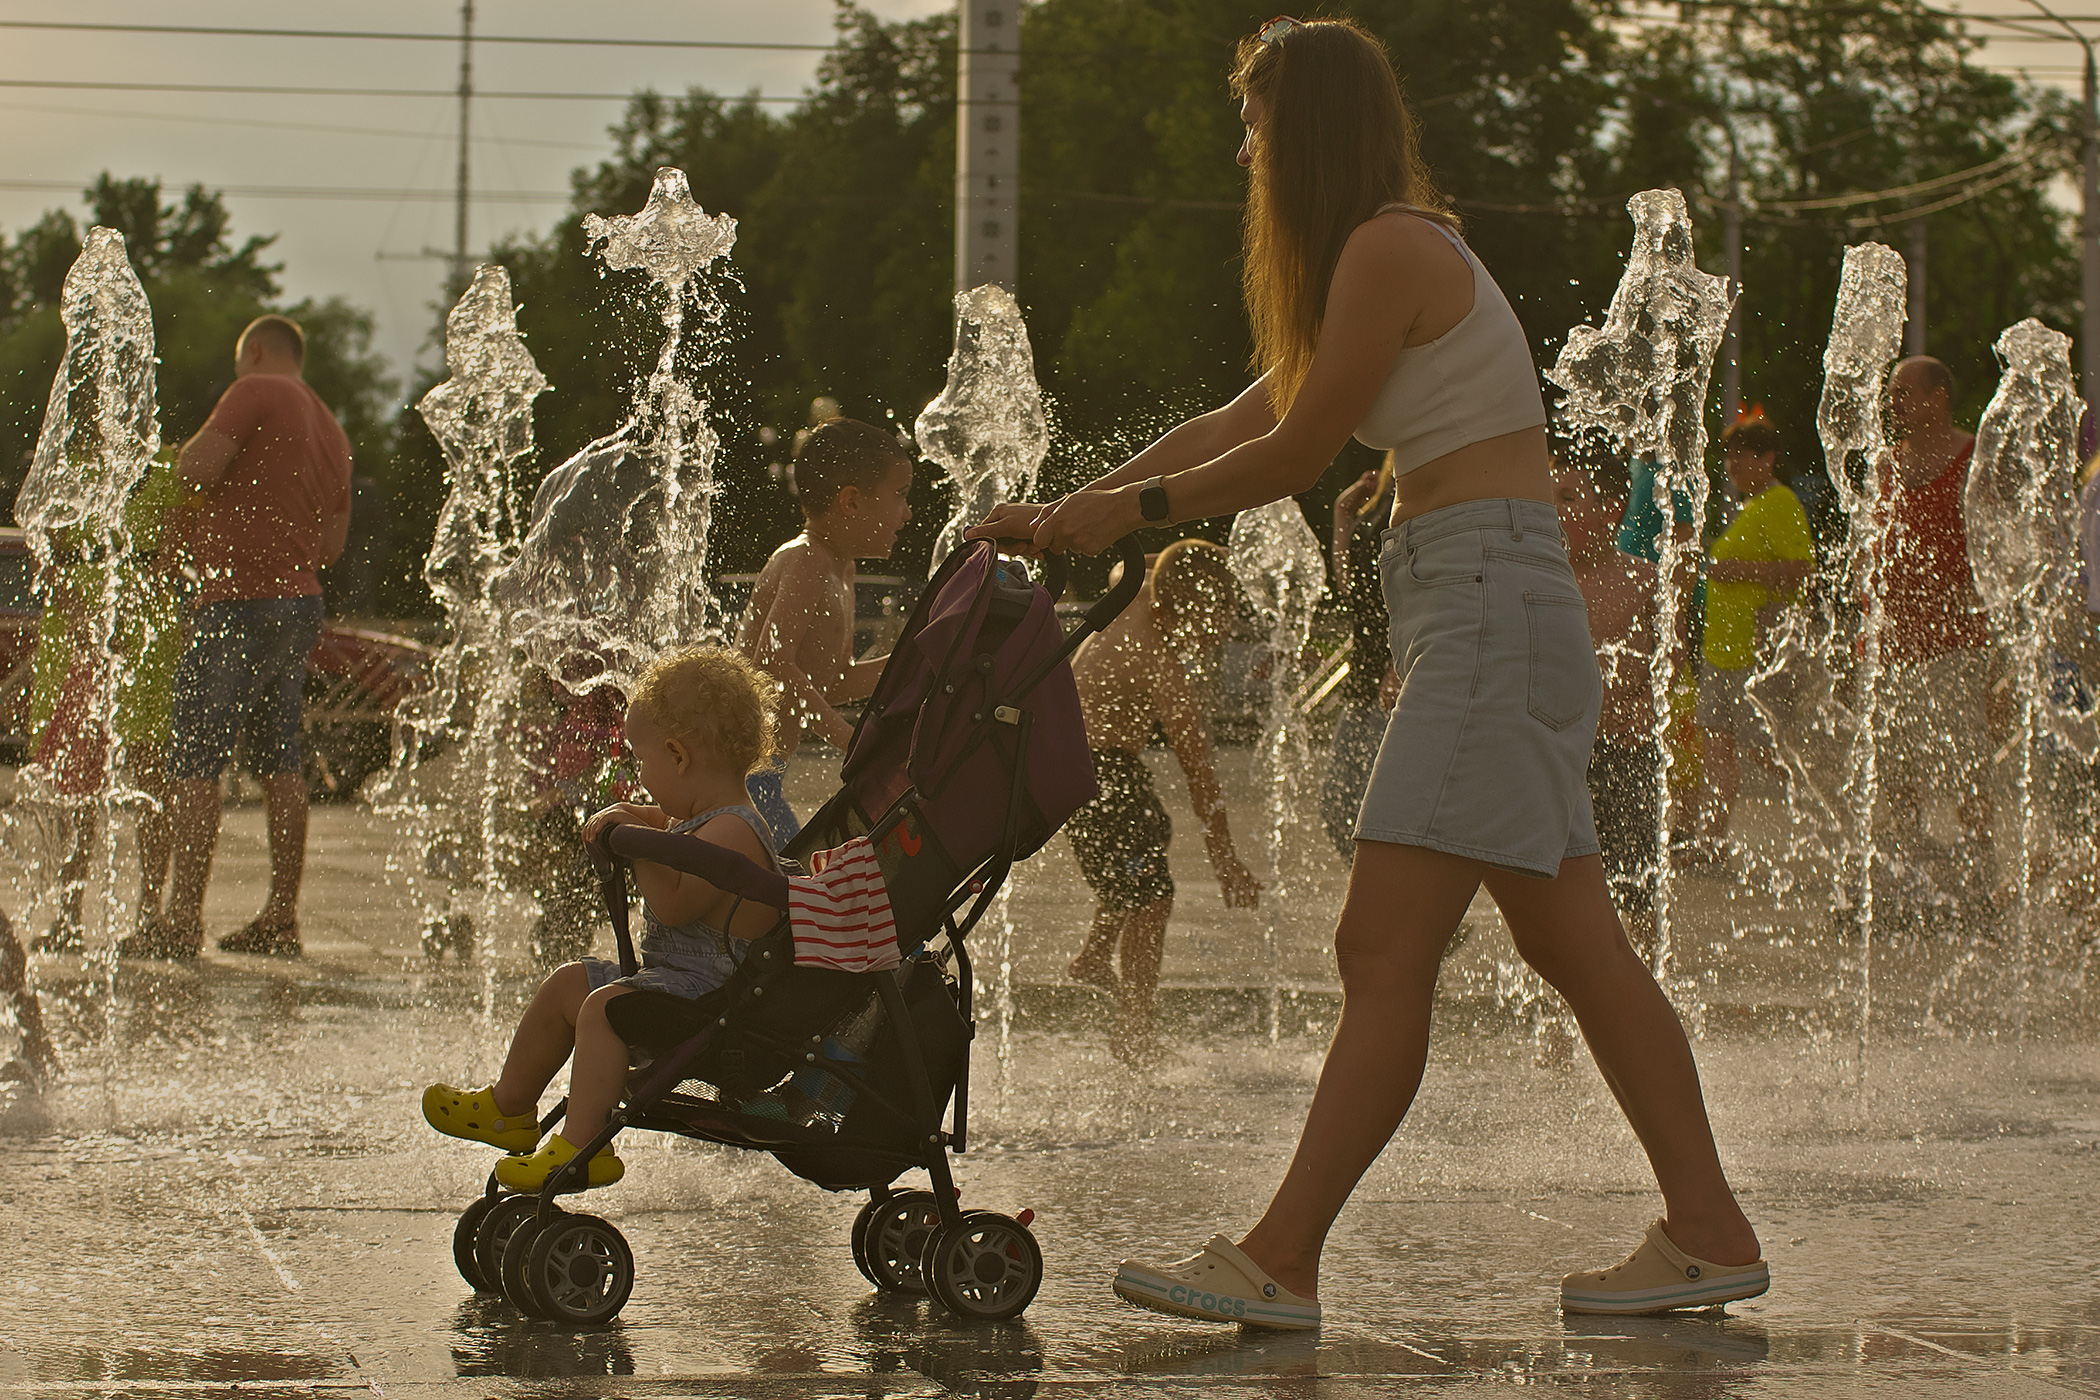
xmin=494 ymin=1133 xmax=625 ymax=1192
xmin=422 ymin=1083 xmax=543 ymax=1153
xmin=1561 ymin=1219 xmax=1770 ymax=1314
xmin=1114 ymin=1234 xmax=1320 ymax=1330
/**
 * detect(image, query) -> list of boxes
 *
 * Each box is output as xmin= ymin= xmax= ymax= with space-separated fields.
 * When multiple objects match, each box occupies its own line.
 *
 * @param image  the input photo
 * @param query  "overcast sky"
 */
xmin=0 ymin=1 xmax=2087 ymax=409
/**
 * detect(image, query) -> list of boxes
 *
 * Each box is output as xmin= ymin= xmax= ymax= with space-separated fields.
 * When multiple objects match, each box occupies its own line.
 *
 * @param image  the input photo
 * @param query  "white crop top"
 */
xmin=1352 ymin=205 xmax=1547 ymax=472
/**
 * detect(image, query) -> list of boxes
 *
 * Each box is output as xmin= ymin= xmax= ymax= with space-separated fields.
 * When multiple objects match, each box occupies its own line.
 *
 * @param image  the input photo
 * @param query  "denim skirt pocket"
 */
xmin=1523 ymin=590 xmax=1596 ymax=732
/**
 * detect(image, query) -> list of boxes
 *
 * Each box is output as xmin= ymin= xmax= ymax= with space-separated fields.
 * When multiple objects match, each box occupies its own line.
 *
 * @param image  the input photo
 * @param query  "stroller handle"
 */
xmin=1083 ymin=536 xmax=1148 ymax=634
xmin=589 ymin=821 xmax=793 ymax=910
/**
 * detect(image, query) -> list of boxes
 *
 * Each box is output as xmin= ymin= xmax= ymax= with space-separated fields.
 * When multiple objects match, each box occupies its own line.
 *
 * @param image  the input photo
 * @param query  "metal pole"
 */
xmin=2084 ymin=43 xmax=2099 ymax=412
xmin=455 ymin=0 xmax=474 ymax=295
xmin=955 ymin=1 xmax=1020 ymax=293
xmin=1721 ymin=129 xmax=1743 ymax=425
xmin=1905 ymin=218 xmax=1927 ymax=357
xmin=2024 ymin=0 xmax=2099 ymax=411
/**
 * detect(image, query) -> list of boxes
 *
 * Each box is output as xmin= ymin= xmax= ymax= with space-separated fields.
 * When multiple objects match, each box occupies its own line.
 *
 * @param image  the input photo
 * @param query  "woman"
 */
xmin=971 ymin=17 xmax=1765 ymax=1325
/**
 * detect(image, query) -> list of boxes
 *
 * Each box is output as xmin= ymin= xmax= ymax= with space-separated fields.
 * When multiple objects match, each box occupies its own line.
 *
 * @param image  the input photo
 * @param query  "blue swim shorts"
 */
xmin=167 ymin=596 xmax=325 ymax=781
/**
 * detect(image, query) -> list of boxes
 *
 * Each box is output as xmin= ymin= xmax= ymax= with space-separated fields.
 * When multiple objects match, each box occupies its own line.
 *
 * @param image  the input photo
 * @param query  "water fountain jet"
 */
xmin=1546 ymin=188 xmax=1735 ymax=1016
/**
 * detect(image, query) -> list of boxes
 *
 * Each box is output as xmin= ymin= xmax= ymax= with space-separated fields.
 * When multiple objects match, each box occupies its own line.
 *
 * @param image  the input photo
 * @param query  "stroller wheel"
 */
xmin=471 ymin=1195 xmax=540 ymax=1299
xmin=523 ymin=1213 xmax=634 ymax=1326
xmin=452 ymin=1197 xmax=501 ymax=1291
xmin=855 ymin=1190 xmax=942 ymax=1294
xmin=500 ymin=1211 xmax=560 ymax=1320
xmin=922 ymin=1212 xmax=1043 ymax=1323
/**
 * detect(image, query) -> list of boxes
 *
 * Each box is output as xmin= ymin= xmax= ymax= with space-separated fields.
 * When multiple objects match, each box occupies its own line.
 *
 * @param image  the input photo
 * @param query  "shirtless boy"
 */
xmin=1064 ymin=538 xmax=1261 ymax=1065
xmin=737 ymin=418 xmax=914 ymax=845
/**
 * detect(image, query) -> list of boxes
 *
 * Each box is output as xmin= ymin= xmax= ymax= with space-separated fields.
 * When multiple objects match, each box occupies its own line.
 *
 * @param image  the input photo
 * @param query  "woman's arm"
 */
xmin=994 ymin=217 xmax=1447 ymax=554
xmin=970 ymin=379 xmax=1280 ymax=544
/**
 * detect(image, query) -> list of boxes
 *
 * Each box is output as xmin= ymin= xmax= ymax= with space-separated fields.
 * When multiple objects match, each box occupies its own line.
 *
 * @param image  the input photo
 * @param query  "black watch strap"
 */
xmin=1139 ymin=474 xmax=1171 ymax=524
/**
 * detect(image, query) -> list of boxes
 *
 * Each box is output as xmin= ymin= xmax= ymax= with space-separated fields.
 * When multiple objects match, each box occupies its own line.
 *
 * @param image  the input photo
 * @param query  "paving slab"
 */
xmin=1 ymin=750 xmax=2096 ymax=1399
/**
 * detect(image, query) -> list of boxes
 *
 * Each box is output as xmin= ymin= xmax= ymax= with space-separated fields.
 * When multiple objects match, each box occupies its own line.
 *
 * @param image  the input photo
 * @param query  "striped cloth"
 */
xmin=787 ymin=836 xmax=900 ymax=972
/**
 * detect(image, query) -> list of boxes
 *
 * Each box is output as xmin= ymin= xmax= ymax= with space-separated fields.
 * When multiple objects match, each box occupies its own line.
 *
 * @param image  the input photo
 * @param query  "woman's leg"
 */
xmin=564 ymin=984 xmax=633 ymax=1142
xmin=1235 ymin=841 xmax=1484 ymax=1298
xmin=1484 ymin=854 xmax=1759 ymax=1265
xmin=492 ymin=962 xmax=594 ymax=1118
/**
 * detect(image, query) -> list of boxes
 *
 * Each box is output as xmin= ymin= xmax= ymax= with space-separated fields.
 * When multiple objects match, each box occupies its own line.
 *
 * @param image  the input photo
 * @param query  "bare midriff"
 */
xmin=1387 ymin=424 xmax=1555 ymax=528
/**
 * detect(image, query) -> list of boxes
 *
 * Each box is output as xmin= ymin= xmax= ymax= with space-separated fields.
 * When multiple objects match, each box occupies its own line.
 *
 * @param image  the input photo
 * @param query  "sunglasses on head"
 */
xmin=1257 ymin=14 xmax=1301 ymax=44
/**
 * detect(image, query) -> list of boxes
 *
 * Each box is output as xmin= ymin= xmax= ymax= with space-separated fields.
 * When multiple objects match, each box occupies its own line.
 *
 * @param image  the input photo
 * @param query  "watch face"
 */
xmin=1141 ymin=484 xmax=1169 ymax=522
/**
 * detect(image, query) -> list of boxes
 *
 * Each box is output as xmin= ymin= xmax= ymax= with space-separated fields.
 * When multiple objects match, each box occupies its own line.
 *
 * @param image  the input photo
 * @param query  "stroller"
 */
xmin=447 ymin=537 xmax=1145 ymax=1326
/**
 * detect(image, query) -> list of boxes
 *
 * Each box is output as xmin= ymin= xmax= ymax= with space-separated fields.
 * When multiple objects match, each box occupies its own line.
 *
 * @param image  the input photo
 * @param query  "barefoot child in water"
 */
xmin=736 ymin=419 xmax=915 ymax=846
xmin=1064 ymin=539 xmax=1261 ymax=1065
xmin=420 ymin=646 xmax=780 ymax=1190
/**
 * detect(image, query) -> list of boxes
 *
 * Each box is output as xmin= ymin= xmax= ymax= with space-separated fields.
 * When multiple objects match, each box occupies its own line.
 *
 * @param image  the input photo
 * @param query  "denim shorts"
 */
xmin=1354 ymin=498 xmax=1602 ymax=878
xmin=167 ymin=596 xmax=325 ymax=781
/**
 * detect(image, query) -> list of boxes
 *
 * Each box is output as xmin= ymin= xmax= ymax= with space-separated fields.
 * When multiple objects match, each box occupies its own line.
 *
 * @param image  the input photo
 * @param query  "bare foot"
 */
xmin=1067 ymin=954 xmax=1119 ymax=995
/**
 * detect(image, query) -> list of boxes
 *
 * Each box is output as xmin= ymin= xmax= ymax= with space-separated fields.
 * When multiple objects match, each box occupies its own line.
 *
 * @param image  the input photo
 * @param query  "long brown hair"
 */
xmin=1232 ymin=18 xmax=1457 ymax=417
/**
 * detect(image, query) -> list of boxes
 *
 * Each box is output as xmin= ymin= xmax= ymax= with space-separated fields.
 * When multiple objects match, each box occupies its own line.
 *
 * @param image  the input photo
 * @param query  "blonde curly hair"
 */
xmin=627 ymin=645 xmax=778 ymax=777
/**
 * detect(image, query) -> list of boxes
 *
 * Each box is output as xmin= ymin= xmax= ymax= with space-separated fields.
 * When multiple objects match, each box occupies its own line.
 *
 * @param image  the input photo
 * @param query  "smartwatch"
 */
xmin=1138 ymin=475 xmax=1171 ymax=524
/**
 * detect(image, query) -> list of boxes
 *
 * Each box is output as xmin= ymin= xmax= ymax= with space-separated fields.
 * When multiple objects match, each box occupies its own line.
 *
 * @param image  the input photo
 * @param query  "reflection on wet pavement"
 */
xmin=3 ymin=798 xmax=2098 ymax=1398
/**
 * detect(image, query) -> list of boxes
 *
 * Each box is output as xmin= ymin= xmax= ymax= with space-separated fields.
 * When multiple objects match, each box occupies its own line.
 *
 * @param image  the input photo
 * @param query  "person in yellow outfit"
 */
xmin=29 ymin=457 xmax=189 ymax=953
xmin=1685 ymin=416 xmax=1815 ymax=857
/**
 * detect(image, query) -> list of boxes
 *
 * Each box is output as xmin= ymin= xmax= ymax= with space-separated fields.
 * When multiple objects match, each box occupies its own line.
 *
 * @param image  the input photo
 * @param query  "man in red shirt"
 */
xmin=1879 ymin=356 xmax=1998 ymax=877
xmin=124 ymin=315 xmax=353 ymax=958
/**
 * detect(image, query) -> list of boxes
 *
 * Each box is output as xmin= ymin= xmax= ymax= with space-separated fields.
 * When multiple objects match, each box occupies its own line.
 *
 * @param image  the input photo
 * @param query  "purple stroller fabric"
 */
xmin=840 ymin=541 xmax=1096 ymax=876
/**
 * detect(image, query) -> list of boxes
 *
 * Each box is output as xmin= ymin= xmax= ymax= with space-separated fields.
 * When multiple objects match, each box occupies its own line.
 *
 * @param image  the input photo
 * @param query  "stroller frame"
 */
xmin=448 ymin=539 xmax=1146 ymax=1327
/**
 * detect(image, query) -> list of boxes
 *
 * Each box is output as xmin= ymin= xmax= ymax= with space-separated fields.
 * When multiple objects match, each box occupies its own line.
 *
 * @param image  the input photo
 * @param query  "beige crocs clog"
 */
xmin=1114 ymin=1234 xmax=1321 ymax=1329
xmin=1561 ymin=1219 xmax=1770 ymax=1314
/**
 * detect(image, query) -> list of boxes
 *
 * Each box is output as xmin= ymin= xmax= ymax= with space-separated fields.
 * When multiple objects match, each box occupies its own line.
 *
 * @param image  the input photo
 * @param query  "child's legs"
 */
xmin=492 ymin=961 xmax=595 ymax=1117
xmin=1485 ymin=854 xmax=1757 ymax=1264
xmin=1113 ymin=897 xmax=1172 ymax=1037
xmin=134 ymin=749 xmax=171 ymax=911
xmin=1069 ymin=905 xmax=1122 ymax=980
xmin=564 ymin=984 xmax=634 ymax=1144
xmin=57 ymin=813 xmax=91 ymax=924
xmin=1237 ymin=841 xmax=1482 ymax=1296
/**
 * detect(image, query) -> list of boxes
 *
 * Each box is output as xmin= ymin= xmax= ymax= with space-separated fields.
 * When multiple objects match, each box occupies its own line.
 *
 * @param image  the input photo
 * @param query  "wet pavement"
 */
xmin=4 ymin=753 xmax=2098 ymax=1398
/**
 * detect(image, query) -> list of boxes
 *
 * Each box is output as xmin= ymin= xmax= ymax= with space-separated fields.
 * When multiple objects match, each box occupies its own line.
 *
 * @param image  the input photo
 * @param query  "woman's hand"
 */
xmin=581 ymin=801 xmax=667 ymax=845
xmin=966 ymin=500 xmax=1053 ymax=553
xmin=968 ymin=487 xmax=1141 ymax=556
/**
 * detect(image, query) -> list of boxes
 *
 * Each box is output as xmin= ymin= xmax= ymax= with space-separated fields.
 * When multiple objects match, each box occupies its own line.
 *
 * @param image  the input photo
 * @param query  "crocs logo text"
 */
xmin=1167 ymin=1285 xmax=1247 ymax=1318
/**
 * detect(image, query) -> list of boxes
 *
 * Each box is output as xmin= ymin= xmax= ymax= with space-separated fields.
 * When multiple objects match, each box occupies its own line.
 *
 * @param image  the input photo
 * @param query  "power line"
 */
xmin=0 ymin=178 xmax=569 ymax=204
xmin=0 ymin=99 xmax=604 ymax=151
xmin=0 ymin=79 xmax=808 ymax=103
xmin=0 ymin=19 xmax=840 ymax=52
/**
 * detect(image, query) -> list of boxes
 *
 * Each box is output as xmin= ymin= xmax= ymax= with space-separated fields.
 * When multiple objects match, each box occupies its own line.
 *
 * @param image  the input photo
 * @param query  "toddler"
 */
xmin=421 ymin=645 xmax=781 ymax=1190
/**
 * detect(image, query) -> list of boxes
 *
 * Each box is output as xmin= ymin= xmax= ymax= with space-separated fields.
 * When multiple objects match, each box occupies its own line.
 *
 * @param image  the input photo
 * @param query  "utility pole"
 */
xmin=1905 ymin=219 xmax=1927 ymax=356
xmin=954 ymin=2 xmax=1019 ymax=293
xmin=1721 ymin=127 xmax=1743 ymax=426
xmin=2025 ymin=0 xmax=2099 ymax=411
xmin=454 ymin=0 xmax=475 ymax=296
